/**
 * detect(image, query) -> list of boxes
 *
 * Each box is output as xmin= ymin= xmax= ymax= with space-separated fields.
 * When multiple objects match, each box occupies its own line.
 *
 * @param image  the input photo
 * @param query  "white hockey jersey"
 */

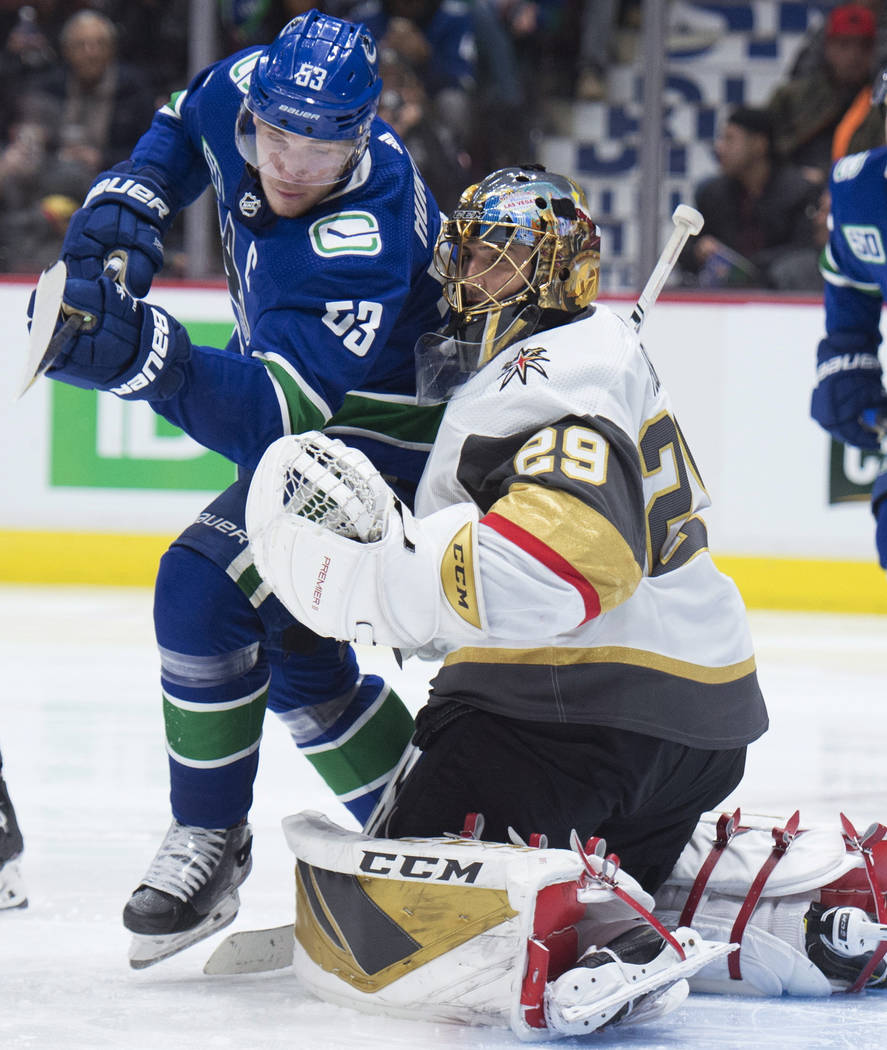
xmin=415 ymin=303 xmax=767 ymax=749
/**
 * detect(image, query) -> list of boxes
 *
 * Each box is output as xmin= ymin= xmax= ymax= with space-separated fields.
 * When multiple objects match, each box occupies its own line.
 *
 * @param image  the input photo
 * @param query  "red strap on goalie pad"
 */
xmin=460 ymin=812 xmax=484 ymax=839
xmin=678 ymin=809 xmax=746 ymax=929
xmin=727 ymin=811 xmax=801 ymax=981
xmin=519 ymin=880 xmax=586 ymax=1029
xmin=570 ymin=831 xmax=687 ymax=961
xmin=840 ymin=814 xmax=887 ymax=993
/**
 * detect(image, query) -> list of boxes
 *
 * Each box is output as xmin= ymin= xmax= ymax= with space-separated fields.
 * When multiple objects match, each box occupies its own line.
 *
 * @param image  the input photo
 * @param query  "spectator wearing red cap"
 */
xmin=766 ymin=3 xmax=884 ymax=185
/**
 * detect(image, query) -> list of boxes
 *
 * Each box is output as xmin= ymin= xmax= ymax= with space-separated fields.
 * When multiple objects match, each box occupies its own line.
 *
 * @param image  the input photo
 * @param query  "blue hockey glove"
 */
xmin=810 ymin=335 xmax=887 ymax=451
xmin=873 ymin=472 xmax=887 ymax=570
xmin=46 ymin=275 xmax=191 ymax=400
xmin=61 ymin=167 xmax=173 ymax=297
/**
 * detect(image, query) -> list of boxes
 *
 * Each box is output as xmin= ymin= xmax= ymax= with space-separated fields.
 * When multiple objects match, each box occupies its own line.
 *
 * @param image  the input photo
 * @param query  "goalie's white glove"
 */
xmin=246 ymin=433 xmax=487 ymax=649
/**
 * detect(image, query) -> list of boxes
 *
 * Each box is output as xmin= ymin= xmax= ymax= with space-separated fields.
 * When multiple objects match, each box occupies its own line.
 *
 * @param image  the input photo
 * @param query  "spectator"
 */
xmin=110 ymin=0 xmax=190 ymax=109
xmin=0 ymin=4 xmax=57 ymax=140
xmin=789 ymin=0 xmax=887 ymax=79
xmin=767 ymin=3 xmax=883 ymax=186
xmin=34 ymin=9 xmax=157 ymax=172
xmin=0 ymin=92 xmax=91 ymax=272
xmin=350 ymin=0 xmax=477 ymax=154
xmin=377 ymin=46 xmax=468 ymax=210
xmin=678 ymin=106 xmax=822 ymax=290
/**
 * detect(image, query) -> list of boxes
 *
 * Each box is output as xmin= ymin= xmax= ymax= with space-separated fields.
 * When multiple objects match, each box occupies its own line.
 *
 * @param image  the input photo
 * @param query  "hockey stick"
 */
xmin=629 ymin=204 xmax=703 ymax=332
xmin=18 ymin=254 xmax=124 ymax=399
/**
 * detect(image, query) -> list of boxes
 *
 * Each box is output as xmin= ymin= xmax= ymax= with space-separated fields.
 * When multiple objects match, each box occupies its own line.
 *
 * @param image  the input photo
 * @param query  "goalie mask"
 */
xmin=235 ymin=9 xmax=381 ymax=187
xmin=416 ymin=166 xmax=600 ymax=403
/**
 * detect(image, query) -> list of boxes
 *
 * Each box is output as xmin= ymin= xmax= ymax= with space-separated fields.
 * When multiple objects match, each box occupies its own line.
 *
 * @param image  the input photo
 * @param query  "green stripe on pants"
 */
xmin=163 ymin=685 xmax=268 ymax=765
xmin=301 ymin=688 xmax=414 ymax=796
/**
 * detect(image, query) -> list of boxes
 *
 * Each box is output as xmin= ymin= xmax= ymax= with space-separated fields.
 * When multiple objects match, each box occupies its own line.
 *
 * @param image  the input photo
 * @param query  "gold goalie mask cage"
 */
xmin=415 ymin=166 xmax=601 ymax=403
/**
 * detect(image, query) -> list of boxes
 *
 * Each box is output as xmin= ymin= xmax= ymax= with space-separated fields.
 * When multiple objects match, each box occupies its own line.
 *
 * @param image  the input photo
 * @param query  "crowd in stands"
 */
xmin=0 ymin=1 xmax=884 ymax=290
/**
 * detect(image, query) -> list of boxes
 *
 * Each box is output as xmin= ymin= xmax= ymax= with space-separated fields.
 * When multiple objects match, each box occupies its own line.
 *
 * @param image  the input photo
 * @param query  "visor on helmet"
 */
xmin=236 ymin=102 xmax=359 ymax=186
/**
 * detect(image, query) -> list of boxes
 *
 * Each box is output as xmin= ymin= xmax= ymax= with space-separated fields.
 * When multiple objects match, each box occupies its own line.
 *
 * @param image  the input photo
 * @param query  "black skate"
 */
xmin=804 ymin=901 xmax=887 ymax=989
xmin=0 ymin=772 xmax=27 ymax=911
xmin=124 ymin=818 xmax=252 ymax=968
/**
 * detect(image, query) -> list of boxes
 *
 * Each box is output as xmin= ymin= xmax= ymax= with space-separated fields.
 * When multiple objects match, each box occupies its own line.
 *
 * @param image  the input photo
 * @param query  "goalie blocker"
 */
xmin=281 ymin=811 xmax=731 ymax=1041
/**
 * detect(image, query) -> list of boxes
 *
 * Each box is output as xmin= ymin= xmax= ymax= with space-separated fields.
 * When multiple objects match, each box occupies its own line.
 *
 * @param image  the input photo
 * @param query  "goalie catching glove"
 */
xmin=245 ymin=433 xmax=487 ymax=649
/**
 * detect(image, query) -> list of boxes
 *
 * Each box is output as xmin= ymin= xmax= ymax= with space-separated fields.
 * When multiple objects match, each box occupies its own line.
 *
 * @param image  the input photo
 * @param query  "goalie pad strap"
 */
xmin=570 ymin=832 xmax=686 ymax=961
xmin=841 ymin=814 xmax=887 ymax=991
xmin=728 ymin=810 xmax=801 ymax=980
xmin=678 ymin=809 xmax=746 ymax=929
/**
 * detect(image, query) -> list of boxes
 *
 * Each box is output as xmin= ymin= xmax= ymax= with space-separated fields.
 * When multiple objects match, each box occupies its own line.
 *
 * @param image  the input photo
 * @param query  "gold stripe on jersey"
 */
xmin=442 ymin=645 xmax=757 ymax=684
xmin=440 ymin=520 xmax=482 ymax=629
xmin=490 ymin=484 xmax=642 ymax=614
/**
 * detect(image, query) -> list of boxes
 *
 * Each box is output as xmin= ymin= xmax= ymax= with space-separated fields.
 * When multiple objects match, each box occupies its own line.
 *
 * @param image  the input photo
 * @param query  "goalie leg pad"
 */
xmin=283 ymin=810 xmax=591 ymax=1039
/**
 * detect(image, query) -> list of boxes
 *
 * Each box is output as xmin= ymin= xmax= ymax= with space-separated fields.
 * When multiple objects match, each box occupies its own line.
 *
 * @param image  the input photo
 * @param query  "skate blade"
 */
xmin=128 ymin=890 xmax=241 ymax=970
xmin=0 ymin=860 xmax=29 ymax=910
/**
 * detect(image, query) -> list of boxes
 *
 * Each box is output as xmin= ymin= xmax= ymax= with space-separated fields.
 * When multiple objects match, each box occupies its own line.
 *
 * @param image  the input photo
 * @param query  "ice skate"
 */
xmin=804 ymin=902 xmax=887 ymax=989
xmin=545 ymin=925 xmax=735 ymax=1036
xmin=0 ymin=775 xmax=27 ymax=910
xmin=123 ymin=818 xmax=252 ymax=969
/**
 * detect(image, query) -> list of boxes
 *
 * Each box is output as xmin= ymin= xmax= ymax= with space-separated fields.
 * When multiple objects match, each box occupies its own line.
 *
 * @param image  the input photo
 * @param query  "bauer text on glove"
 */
xmin=811 ymin=333 xmax=887 ymax=450
xmin=61 ymin=165 xmax=173 ymax=297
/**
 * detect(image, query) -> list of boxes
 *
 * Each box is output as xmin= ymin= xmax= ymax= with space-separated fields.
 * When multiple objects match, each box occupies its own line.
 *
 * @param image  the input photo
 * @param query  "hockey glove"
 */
xmin=61 ymin=167 xmax=173 ymax=297
xmin=246 ymin=433 xmax=487 ymax=649
xmin=810 ymin=334 xmax=887 ymax=450
xmin=872 ymin=471 xmax=887 ymax=570
xmin=45 ymin=275 xmax=191 ymax=400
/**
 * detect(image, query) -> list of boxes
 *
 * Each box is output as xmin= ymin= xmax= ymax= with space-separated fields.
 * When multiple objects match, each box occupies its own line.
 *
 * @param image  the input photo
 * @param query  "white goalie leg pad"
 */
xmin=283 ymin=810 xmax=593 ymax=1040
xmin=246 ymin=434 xmax=487 ymax=649
xmin=655 ymin=810 xmax=861 ymax=996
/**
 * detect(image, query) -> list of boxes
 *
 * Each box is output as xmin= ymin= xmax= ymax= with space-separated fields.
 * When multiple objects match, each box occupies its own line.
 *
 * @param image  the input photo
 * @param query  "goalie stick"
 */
xmin=629 ymin=204 xmax=704 ymax=333
xmin=18 ymin=254 xmax=124 ymax=399
xmin=203 ymin=205 xmax=706 ymax=978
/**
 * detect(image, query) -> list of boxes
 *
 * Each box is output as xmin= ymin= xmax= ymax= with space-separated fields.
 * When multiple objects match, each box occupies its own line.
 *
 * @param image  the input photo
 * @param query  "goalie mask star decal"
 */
xmin=498 ymin=346 xmax=550 ymax=390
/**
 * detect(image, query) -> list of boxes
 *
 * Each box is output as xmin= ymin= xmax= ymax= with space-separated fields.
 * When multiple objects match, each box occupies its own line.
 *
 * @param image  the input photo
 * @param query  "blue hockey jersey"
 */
xmin=821 ymin=147 xmax=887 ymax=351
xmin=127 ymin=46 xmax=446 ymax=485
xmin=820 ymin=147 xmax=887 ymax=508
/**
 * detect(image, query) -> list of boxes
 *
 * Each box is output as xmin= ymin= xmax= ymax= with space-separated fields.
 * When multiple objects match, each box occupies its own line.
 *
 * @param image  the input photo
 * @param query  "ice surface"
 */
xmin=2 ymin=586 xmax=886 ymax=1049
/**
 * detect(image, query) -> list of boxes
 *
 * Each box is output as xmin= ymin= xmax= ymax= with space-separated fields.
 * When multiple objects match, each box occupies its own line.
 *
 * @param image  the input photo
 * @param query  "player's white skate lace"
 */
xmin=140 ymin=822 xmax=232 ymax=901
xmin=124 ymin=819 xmax=252 ymax=969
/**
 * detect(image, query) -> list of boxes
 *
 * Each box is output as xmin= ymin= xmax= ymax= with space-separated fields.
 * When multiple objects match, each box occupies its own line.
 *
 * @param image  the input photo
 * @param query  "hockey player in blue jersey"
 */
xmin=33 ymin=10 xmax=445 ymax=967
xmin=812 ymin=64 xmax=887 ymax=569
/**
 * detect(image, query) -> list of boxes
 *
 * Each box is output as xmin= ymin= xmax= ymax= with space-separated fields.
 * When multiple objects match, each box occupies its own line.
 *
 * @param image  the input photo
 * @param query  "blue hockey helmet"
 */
xmin=236 ymin=9 xmax=381 ymax=185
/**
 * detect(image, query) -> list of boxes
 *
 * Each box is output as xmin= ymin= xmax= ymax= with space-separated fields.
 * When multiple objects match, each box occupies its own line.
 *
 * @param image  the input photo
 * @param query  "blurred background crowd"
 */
xmin=0 ymin=0 xmax=884 ymax=290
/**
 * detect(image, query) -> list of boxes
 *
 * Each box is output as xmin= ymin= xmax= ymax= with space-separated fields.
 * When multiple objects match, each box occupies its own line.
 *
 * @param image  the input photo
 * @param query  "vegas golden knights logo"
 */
xmin=295 ymin=858 xmax=517 ymax=992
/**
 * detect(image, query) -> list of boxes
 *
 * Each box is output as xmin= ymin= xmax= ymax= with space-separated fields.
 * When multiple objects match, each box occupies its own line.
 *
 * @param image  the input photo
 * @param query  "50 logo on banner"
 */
xmin=50 ymin=321 xmax=235 ymax=491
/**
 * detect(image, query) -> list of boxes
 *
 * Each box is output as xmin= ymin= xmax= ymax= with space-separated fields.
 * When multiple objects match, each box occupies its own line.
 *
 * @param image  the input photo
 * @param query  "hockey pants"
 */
xmin=153 ymin=543 xmax=413 ymax=829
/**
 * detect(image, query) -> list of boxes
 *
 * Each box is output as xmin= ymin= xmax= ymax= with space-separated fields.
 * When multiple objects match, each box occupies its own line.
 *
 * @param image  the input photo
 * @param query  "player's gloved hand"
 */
xmin=46 ymin=275 xmax=191 ymax=400
xmin=872 ymin=473 xmax=887 ymax=570
xmin=810 ymin=335 xmax=887 ymax=450
xmin=61 ymin=166 xmax=173 ymax=297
